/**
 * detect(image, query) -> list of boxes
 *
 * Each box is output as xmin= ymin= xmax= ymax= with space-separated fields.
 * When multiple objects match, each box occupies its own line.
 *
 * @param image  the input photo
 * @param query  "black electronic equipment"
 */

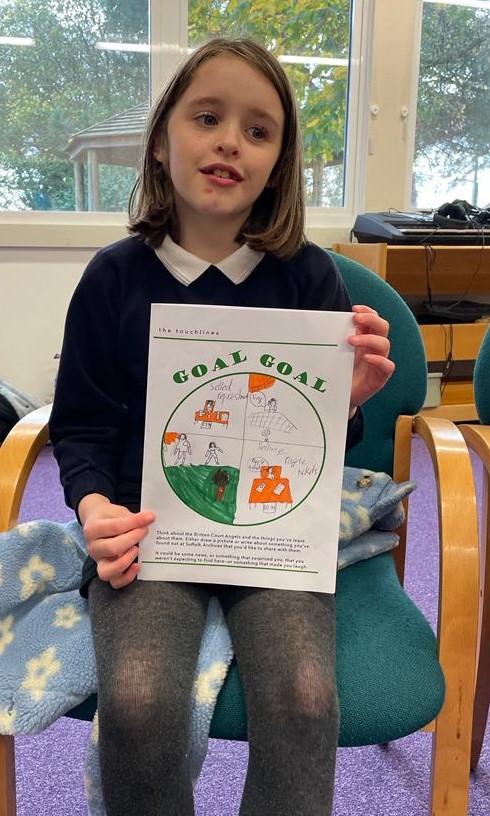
xmin=421 ymin=300 xmax=490 ymax=324
xmin=352 ymin=209 xmax=490 ymax=245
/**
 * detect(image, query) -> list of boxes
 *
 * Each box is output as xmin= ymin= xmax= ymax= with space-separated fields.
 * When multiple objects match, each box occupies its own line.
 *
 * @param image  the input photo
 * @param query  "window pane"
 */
xmin=412 ymin=0 xmax=490 ymax=209
xmin=1 ymin=0 xmax=354 ymax=213
xmin=188 ymin=0 xmax=353 ymax=207
xmin=0 ymin=0 xmax=149 ymax=211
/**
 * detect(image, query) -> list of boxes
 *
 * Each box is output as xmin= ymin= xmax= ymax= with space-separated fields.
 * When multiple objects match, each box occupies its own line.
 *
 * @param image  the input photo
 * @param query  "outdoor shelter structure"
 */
xmin=64 ymin=103 xmax=148 ymax=210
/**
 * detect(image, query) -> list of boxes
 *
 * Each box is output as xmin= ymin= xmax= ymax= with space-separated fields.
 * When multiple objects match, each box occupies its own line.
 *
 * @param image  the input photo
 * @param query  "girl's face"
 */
xmin=155 ymin=55 xmax=284 ymax=240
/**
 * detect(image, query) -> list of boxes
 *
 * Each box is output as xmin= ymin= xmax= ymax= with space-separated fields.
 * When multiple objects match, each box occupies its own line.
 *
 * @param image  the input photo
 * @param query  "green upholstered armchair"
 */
xmin=0 ymin=252 xmax=480 ymax=816
xmin=460 ymin=324 xmax=490 ymax=769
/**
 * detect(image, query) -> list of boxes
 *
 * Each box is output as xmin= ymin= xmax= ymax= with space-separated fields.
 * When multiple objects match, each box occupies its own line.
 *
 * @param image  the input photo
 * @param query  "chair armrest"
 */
xmin=410 ymin=414 xmax=479 ymax=802
xmin=459 ymin=422 xmax=490 ymax=768
xmin=0 ymin=404 xmax=52 ymax=532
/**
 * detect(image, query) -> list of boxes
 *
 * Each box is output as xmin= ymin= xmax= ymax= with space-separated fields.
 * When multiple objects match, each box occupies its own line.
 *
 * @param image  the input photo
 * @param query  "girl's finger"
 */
xmin=96 ymin=545 xmax=140 ymax=581
xmin=88 ymin=527 xmax=148 ymax=562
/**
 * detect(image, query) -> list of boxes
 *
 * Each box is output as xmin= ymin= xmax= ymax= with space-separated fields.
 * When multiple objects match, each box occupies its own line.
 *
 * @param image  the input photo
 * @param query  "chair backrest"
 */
xmin=474 ymin=324 xmax=490 ymax=424
xmin=327 ymin=251 xmax=427 ymax=476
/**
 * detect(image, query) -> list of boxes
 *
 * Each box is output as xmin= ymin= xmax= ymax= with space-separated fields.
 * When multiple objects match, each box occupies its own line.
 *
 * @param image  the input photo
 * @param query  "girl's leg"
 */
xmin=220 ymin=587 xmax=339 ymax=816
xmin=88 ymin=578 xmax=211 ymax=816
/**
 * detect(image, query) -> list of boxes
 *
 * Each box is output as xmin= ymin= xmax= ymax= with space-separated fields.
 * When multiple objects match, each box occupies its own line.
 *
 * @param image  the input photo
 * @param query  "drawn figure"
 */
xmin=174 ymin=433 xmax=191 ymax=465
xmin=204 ymin=441 xmax=223 ymax=465
xmin=267 ymin=397 xmax=277 ymax=412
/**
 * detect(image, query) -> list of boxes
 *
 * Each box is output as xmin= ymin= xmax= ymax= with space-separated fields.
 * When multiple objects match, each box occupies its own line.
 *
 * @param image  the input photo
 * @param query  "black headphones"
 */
xmin=434 ymin=199 xmax=490 ymax=228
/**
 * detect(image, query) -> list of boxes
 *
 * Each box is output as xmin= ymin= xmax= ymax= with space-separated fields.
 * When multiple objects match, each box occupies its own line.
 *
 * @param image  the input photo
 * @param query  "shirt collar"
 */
xmin=154 ymin=234 xmax=264 ymax=286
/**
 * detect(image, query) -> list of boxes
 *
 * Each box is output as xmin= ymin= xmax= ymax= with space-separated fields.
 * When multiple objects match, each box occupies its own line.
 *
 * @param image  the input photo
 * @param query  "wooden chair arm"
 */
xmin=459 ymin=422 xmax=490 ymax=769
xmin=0 ymin=404 xmax=52 ymax=816
xmin=411 ymin=414 xmax=479 ymax=811
xmin=0 ymin=404 xmax=52 ymax=533
xmin=459 ymin=422 xmax=490 ymax=469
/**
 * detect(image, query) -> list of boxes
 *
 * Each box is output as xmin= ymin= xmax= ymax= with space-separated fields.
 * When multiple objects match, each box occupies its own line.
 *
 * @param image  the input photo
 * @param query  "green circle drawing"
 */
xmin=161 ymin=372 xmax=326 ymax=526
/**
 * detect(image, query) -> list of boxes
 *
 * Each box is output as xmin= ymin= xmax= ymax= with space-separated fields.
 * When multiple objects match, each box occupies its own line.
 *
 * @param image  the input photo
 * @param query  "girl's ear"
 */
xmin=153 ymin=138 xmax=167 ymax=165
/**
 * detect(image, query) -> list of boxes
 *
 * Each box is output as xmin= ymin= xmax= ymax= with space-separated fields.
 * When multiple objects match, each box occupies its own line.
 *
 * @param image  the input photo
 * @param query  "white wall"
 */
xmin=0 ymin=220 xmax=355 ymax=404
xmin=1 ymin=247 xmax=97 ymax=403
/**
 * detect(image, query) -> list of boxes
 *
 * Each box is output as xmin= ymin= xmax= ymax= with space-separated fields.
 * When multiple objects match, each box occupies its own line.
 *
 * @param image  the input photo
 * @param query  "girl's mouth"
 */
xmin=200 ymin=165 xmax=243 ymax=182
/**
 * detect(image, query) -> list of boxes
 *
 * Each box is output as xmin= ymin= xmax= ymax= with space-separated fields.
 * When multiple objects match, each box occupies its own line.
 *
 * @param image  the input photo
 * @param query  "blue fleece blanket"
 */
xmin=0 ymin=466 xmax=415 ymax=815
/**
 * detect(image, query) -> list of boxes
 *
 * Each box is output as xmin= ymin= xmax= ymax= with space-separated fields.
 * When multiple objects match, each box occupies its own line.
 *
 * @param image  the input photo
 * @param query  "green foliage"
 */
xmin=415 ymin=4 xmax=490 ymax=199
xmin=0 ymin=0 xmax=148 ymax=210
xmin=189 ymin=0 xmax=350 ymax=166
xmin=0 ymin=0 xmax=351 ymax=209
xmin=3 ymin=0 xmax=488 ymax=211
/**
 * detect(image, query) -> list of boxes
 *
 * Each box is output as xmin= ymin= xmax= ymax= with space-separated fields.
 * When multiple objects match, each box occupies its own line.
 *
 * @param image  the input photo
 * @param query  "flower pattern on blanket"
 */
xmin=54 ymin=604 xmax=83 ymax=629
xmin=0 ymin=467 xmax=415 ymax=816
xmin=19 ymin=554 xmax=56 ymax=600
xmin=22 ymin=646 xmax=61 ymax=701
xmin=194 ymin=660 xmax=230 ymax=706
xmin=0 ymin=615 xmax=14 ymax=655
xmin=0 ymin=706 xmax=16 ymax=733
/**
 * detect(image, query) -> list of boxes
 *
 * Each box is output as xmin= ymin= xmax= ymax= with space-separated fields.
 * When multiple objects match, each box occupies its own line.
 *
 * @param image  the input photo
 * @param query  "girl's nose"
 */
xmin=217 ymin=141 xmax=239 ymax=156
xmin=215 ymin=125 xmax=240 ymax=156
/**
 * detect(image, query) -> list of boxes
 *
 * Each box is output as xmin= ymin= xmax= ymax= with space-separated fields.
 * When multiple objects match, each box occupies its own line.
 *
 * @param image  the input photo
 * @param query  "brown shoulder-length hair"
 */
xmin=128 ymin=37 xmax=306 ymax=260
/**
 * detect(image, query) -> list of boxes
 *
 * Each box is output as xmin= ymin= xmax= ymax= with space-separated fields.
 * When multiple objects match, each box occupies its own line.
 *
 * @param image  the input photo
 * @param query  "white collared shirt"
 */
xmin=154 ymin=234 xmax=265 ymax=287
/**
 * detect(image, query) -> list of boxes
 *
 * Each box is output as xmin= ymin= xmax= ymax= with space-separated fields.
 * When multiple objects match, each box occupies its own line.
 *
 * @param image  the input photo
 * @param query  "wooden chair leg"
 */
xmin=458 ymin=424 xmax=490 ymax=771
xmin=471 ymin=462 xmax=490 ymax=770
xmin=0 ymin=734 xmax=16 ymax=816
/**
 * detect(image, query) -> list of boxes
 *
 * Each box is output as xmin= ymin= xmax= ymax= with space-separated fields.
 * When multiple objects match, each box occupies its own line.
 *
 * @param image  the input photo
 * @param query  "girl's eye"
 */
xmin=196 ymin=112 xmax=218 ymax=126
xmin=247 ymin=125 xmax=268 ymax=140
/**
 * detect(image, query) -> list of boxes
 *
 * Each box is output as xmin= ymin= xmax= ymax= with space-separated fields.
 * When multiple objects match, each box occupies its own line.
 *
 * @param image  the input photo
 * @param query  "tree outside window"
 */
xmin=0 ymin=0 xmax=353 ymax=212
xmin=412 ymin=0 xmax=490 ymax=209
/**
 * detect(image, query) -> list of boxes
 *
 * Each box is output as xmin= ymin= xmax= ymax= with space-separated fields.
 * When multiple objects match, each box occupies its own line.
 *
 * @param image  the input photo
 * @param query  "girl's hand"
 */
xmin=78 ymin=494 xmax=155 ymax=589
xmin=348 ymin=305 xmax=395 ymax=413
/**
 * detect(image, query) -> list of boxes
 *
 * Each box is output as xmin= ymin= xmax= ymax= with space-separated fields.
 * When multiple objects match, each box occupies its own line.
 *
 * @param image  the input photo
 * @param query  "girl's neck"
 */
xmin=176 ymin=222 xmax=243 ymax=265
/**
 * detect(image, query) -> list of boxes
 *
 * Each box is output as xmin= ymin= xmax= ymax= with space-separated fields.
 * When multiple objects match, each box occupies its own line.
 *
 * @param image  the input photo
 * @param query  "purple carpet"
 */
xmin=12 ymin=438 xmax=490 ymax=815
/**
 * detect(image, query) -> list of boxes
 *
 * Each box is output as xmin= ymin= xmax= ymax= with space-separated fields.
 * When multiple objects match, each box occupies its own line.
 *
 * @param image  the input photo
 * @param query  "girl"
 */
xmin=174 ymin=432 xmax=192 ymax=465
xmin=50 ymin=37 xmax=394 ymax=816
xmin=204 ymin=441 xmax=223 ymax=465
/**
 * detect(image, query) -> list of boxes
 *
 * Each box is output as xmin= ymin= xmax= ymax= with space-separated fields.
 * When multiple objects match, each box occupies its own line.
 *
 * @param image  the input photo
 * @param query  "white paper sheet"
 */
xmin=138 ymin=303 xmax=354 ymax=593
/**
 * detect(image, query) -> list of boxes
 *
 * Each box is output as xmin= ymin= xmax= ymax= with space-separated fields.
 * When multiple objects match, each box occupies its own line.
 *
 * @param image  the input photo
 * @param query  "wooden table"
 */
xmin=332 ymin=242 xmax=490 ymax=421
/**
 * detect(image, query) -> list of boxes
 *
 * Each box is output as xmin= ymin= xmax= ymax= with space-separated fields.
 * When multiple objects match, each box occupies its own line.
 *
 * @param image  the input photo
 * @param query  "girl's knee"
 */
xmin=292 ymin=664 xmax=338 ymax=721
xmin=98 ymin=662 xmax=189 ymax=738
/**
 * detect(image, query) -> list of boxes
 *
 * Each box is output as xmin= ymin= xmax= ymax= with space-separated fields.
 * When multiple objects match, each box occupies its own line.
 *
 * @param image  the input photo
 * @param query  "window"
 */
xmin=1 ymin=0 xmax=360 ymax=213
xmin=411 ymin=0 xmax=490 ymax=209
xmin=0 ymin=0 xmax=150 ymax=212
xmin=188 ymin=0 xmax=355 ymax=208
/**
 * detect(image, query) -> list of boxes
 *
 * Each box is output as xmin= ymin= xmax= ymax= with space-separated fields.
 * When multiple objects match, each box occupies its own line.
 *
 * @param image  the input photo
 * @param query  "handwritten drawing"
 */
xmin=248 ymin=408 xmax=297 ymax=435
xmin=212 ymin=468 xmax=231 ymax=501
xmin=194 ymin=398 xmax=230 ymax=429
xmin=249 ymin=465 xmax=292 ymax=514
xmin=204 ymin=441 xmax=223 ymax=465
xmin=161 ymin=372 xmax=324 ymax=526
xmin=173 ymin=433 xmax=192 ymax=466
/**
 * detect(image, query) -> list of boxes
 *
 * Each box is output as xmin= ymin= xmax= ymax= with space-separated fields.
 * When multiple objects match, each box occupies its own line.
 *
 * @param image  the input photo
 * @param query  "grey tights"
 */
xmin=88 ymin=578 xmax=339 ymax=816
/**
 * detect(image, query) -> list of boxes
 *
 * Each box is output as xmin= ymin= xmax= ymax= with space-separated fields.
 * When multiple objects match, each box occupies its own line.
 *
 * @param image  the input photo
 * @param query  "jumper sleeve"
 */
xmin=346 ymin=408 xmax=363 ymax=451
xmin=49 ymin=254 xmax=127 ymax=514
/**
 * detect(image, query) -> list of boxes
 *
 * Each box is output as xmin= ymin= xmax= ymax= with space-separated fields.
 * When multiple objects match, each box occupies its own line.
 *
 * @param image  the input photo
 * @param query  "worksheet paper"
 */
xmin=139 ymin=303 xmax=354 ymax=593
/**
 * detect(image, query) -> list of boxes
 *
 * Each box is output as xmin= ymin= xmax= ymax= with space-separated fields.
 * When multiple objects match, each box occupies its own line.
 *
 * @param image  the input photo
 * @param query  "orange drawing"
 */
xmin=249 ymin=465 xmax=292 ymax=513
xmin=194 ymin=399 xmax=230 ymax=428
xmin=248 ymin=373 xmax=276 ymax=393
xmin=164 ymin=431 xmax=180 ymax=445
